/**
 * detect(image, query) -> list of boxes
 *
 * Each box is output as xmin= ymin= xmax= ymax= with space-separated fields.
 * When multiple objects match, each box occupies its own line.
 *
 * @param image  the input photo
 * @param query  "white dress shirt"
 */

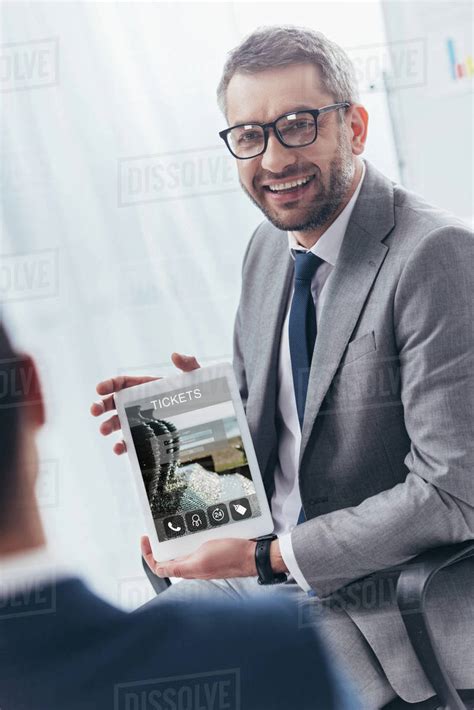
xmin=273 ymin=162 xmax=366 ymax=592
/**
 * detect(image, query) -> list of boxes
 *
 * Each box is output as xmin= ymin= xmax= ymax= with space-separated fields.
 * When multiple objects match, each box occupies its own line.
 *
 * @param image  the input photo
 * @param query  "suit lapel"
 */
xmin=249 ymin=231 xmax=293 ymax=480
xmin=299 ymin=161 xmax=395 ymax=463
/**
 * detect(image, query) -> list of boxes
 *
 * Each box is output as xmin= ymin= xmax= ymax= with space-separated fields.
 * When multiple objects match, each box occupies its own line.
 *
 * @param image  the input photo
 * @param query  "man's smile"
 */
xmin=260 ymin=173 xmax=317 ymax=203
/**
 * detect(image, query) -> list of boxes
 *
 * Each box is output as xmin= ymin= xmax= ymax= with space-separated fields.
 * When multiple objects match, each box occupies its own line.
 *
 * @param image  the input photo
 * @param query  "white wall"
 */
xmin=381 ymin=0 xmax=473 ymax=225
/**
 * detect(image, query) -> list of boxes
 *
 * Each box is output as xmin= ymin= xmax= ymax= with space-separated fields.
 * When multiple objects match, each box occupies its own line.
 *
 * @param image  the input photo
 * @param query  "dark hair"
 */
xmin=0 ymin=321 xmax=20 ymax=523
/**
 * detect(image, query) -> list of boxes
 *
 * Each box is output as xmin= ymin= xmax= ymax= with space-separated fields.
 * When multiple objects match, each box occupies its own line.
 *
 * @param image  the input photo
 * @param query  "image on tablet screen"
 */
xmin=124 ymin=376 xmax=261 ymax=541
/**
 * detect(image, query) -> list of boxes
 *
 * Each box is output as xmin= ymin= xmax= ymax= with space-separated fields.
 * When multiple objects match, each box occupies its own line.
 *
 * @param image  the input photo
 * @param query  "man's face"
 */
xmin=225 ymin=63 xmax=356 ymax=232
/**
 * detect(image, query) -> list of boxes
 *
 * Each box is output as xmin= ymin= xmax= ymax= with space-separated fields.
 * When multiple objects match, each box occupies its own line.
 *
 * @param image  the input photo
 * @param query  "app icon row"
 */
xmin=163 ymin=498 xmax=252 ymax=539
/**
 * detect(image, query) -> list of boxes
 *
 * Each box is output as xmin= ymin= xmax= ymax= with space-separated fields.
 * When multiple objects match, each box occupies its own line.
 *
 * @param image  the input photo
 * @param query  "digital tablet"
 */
xmin=115 ymin=362 xmax=274 ymax=561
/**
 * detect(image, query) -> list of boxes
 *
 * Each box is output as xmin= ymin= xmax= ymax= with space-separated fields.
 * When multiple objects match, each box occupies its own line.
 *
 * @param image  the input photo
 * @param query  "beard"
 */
xmin=240 ymin=132 xmax=355 ymax=232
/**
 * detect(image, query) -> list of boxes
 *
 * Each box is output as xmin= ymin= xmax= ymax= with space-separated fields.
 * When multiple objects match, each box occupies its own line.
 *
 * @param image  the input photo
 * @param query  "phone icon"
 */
xmin=163 ymin=515 xmax=185 ymax=538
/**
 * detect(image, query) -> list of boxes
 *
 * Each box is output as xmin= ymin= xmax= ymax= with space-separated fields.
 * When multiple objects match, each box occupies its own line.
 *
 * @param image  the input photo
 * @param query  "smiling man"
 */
xmin=93 ymin=25 xmax=474 ymax=708
xmin=220 ymin=62 xmax=362 ymax=237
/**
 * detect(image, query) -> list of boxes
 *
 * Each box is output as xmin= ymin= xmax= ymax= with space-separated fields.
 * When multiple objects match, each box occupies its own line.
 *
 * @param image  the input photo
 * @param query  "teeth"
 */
xmin=268 ymin=175 xmax=313 ymax=192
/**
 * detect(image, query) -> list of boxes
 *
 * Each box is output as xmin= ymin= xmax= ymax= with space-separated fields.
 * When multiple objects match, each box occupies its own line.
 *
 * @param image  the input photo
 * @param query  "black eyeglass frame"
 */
xmin=218 ymin=102 xmax=351 ymax=159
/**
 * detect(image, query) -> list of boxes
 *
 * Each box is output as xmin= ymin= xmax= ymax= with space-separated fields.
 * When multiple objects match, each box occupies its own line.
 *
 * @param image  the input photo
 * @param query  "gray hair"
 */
xmin=216 ymin=25 xmax=359 ymax=119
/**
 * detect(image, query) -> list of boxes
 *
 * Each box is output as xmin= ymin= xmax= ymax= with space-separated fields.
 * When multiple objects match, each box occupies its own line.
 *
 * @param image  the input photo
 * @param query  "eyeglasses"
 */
xmin=219 ymin=103 xmax=350 ymax=160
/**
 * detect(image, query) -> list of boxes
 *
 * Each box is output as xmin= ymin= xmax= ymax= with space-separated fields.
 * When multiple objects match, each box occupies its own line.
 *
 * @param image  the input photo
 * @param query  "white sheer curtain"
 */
xmin=0 ymin=1 xmax=398 ymax=608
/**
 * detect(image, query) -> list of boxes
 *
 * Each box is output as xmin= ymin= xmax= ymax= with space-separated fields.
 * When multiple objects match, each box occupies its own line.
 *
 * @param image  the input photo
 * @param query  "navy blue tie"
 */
xmin=289 ymin=250 xmax=324 ymax=427
xmin=289 ymin=250 xmax=324 ymax=526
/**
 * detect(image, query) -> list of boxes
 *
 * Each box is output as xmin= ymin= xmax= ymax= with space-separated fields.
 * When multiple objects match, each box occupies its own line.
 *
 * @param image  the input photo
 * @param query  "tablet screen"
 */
xmin=124 ymin=376 xmax=262 ymax=541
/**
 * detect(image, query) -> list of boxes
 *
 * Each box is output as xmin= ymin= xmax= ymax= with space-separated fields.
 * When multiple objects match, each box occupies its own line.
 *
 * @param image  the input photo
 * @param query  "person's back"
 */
xmin=0 ymin=568 xmax=348 ymax=710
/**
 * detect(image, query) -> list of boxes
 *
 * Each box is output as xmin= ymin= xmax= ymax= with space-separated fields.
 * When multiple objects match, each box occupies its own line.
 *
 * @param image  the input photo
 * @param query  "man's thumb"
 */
xmin=171 ymin=352 xmax=201 ymax=371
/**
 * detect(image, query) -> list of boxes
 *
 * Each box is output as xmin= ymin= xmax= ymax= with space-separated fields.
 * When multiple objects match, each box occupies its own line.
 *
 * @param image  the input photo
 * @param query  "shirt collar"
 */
xmin=287 ymin=160 xmax=366 ymax=266
xmin=0 ymin=544 xmax=75 ymax=597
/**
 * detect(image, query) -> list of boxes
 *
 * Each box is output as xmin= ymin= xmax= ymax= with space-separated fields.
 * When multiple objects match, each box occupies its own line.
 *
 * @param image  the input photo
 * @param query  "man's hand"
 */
xmin=90 ymin=353 xmax=200 ymax=455
xmin=141 ymin=536 xmax=289 ymax=579
xmin=141 ymin=536 xmax=258 ymax=579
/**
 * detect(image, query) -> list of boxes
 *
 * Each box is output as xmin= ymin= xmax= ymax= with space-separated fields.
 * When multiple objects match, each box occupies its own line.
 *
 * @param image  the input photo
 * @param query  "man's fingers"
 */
xmin=140 ymin=536 xmax=193 ymax=578
xmin=141 ymin=536 xmax=152 ymax=555
xmin=155 ymin=559 xmax=196 ymax=578
xmin=90 ymin=393 xmax=116 ymax=417
xmin=113 ymin=440 xmax=126 ymax=455
xmin=96 ymin=375 xmax=160 ymax=397
xmin=154 ymin=547 xmax=197 ymax=578
xmin=171 ymin=353 xmax=201 ymax=372
xmin=94 ymin=366 xmax=198 ymax=459
xmin=92 ymin=366 xmax=192 ymax=417
xmin=141 ymin=536 xmax=159 ymax=573
xmin=99 ymin=415 xmax=121 ymax=436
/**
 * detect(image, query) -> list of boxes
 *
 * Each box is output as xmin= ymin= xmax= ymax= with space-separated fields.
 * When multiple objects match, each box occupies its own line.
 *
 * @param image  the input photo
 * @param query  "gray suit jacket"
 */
xmin=233 ymin=160 xmax=474 ymax=702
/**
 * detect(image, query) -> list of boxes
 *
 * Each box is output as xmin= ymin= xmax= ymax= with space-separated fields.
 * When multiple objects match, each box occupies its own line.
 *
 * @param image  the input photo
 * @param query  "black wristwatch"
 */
xmin=255 ymin=534 xmax=288 ymax=585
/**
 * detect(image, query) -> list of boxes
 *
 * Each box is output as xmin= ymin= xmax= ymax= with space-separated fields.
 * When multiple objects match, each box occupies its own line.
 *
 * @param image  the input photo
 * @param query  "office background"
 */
xmin=1 ymin=1 xmax=472 ymax=608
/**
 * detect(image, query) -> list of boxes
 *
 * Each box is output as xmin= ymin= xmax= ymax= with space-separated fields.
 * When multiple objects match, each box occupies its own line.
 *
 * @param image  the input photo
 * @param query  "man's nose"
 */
xmin=260 ymin=130 xmax=297 ymax=174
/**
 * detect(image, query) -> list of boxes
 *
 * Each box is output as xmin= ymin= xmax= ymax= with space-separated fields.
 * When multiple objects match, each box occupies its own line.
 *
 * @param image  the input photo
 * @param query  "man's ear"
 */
xmin=18 ymin=353 xmax=45 ymax=429
xmin=349 ymin=104 xmax=368 ymax=155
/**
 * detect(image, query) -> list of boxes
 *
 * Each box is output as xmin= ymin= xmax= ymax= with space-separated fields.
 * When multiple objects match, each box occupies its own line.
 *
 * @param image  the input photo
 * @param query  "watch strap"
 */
xmin=255 ymin=535 xmax=288 ymax=585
